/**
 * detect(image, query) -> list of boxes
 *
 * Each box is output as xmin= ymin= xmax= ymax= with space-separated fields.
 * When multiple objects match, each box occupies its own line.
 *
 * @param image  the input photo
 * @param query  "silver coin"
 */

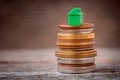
xmin=60 ymin=28 xmax=93 ymax=34
xmin=58 ymin=65 xmax=96 ymax=74
xmin=57 ymin=57 xmax=95 ymax=64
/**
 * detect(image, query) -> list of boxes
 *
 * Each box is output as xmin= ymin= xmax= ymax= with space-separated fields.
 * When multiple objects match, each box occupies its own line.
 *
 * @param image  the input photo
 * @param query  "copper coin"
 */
xmin=57 ymin=33 xmax=95 ymax=39
xmin=58 ymin=63 xmax=94 ymax=67
xmin=59 ymin=23 xmax=94 ymax=30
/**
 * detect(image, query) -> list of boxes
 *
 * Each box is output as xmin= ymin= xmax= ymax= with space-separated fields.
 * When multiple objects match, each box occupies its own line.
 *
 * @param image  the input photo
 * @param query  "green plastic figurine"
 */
xmin=68 ymin=8 xmax=84 ymax=26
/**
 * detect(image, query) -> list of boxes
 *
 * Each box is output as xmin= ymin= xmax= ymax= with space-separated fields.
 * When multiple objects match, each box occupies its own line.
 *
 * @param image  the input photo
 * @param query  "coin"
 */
xmin=57 ymin=41 xmax=95 ymax=46
xmin=57 ymin=57 xmax=95 ymax=64
xmin=60 ymin=47 xmax=94 ymax=51
xmin=58 ymin=45 xmax=94 ymax=49
xmin=58 ymin=64 xmax=96 ymax=74
xmin=59 ymin=23 xmax=94 ymax=29
xmin=56 ymin=49 xmax=97 ymax=58
xmin=58 ymin=63 xmax=94 ymax=67
xmin=57 ymin=37 xmax=95 ymax=49
xmin=57 ymin=39 xmax=94 ymax=43
xmin=60 ymin=28 xmax=93 ymax=34
xmin=57 ymin=33 xmax=95 ymax=39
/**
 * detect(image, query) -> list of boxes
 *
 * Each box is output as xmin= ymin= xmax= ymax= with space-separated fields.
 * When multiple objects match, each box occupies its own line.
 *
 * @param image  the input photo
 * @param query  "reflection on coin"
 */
xmin=57 ymin=57 xmax=95 ymax=64
xmin=58 ymin=64 xmax=96 ymax=74
xmin=56 ymin=49 xmax=97 ymax=58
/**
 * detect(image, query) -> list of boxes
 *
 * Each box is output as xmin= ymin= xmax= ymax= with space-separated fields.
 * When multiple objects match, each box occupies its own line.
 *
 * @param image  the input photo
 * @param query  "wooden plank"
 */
xmin=0 ymin=48 xmax=119 ymax=80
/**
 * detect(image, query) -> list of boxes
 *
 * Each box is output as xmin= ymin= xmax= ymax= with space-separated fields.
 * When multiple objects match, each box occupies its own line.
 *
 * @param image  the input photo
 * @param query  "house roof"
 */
xmin=68 ymin=8 xmax=84 ymax=16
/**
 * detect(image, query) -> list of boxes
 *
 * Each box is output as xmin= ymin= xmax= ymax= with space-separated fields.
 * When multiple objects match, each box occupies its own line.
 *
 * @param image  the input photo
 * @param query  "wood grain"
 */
xmin=0 ymin=48 xmax=119 ymax=80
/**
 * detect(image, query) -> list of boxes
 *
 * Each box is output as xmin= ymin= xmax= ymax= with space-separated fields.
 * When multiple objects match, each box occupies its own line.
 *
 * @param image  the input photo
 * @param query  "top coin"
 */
xmin=59 ymin=23 xmax=94 ymax=29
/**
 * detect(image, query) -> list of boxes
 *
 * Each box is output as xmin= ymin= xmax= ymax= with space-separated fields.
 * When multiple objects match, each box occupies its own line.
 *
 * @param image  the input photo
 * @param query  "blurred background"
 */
xmin=0 ymin=0 xmax=120 ymax=50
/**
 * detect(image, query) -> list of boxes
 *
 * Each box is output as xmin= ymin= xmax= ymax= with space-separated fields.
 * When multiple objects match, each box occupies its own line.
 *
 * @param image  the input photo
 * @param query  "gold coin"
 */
xmin=57 ymin=33 xmax=95 ymax=39
xmin=57 ymin=41 xmax=95 ymax=46
xmin=58 ymin=45 xmax=94 ymax=49
xmin=55 ymin=50 xmax=97 ymax=58
xmin=57 ymin=39 xmax=94 ymax=43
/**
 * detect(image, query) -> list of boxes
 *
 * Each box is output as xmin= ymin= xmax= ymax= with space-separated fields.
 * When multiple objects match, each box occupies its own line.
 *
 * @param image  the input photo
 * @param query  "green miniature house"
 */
xmin=68 ymin=8 xmax=84 ymax=26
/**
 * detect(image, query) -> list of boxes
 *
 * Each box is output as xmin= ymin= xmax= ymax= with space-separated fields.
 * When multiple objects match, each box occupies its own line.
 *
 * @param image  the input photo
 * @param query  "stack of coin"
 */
xmin=55 ymin=23 xmax=97 ymax=73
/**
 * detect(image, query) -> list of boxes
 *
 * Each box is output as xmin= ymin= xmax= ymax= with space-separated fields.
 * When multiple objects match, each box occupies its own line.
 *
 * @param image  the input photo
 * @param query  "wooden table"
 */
xmin=0 ymin=48 xmax=120 ymax=80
